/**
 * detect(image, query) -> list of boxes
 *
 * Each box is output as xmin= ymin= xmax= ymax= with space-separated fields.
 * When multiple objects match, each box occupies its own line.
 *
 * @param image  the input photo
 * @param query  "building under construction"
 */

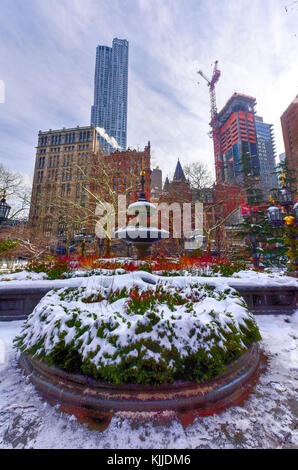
xmin=198 ymin=64 xmax=260 ymax=186
xmin=216 ymin=93 xmax=260 ymax=185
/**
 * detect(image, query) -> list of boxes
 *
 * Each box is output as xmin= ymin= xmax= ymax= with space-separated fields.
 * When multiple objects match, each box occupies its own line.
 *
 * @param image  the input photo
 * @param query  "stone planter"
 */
xmin=19 ymin=344 xmax=260 ymax=421
xmin=0 ymin=287 xmax=51 ymax=321
xmin=2 ymin=283 xmax=296 ymax=321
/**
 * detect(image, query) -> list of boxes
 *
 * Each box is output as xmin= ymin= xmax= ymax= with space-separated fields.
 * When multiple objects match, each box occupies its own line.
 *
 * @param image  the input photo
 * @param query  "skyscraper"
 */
xmin=255 ymin=116 xmax=278 ymax=197
xmin=216 ymin=93 xmax=260 ymax=185
xmin=91 ymin=38 xmax=129 ymax=155
xmin=151 ymin=167 xmax=163 ymax=201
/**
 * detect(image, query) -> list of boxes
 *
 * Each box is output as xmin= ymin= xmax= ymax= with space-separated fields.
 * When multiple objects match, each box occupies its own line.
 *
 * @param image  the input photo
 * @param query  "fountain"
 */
xmin=115 ymin=170 xmax=169 ymax=259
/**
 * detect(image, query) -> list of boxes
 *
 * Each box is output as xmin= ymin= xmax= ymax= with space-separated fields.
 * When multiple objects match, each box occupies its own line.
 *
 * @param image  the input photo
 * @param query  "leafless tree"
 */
xmin=43 ymin=151 xmax=145 ymax=257
xmin=184 ymin=161 xmax=214 ymax=191
xmin=76 ymin=151 xmax=144 ymax=256
xmin=0 ymin=225 xmax=54 ymax=261
xmin=0 ymin=164 xmax=31 ymax=225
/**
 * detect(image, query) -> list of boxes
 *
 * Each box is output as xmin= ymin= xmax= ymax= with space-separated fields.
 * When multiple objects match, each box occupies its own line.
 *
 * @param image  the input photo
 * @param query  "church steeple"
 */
xmin=173 ymin=159 xmax=186 ymax=182
xmin=163 ymin=176 xmax=170 ymax=192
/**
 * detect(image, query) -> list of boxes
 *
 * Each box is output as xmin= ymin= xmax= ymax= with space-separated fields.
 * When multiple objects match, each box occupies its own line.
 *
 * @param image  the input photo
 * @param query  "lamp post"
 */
xmin=74 ymin=227 xmax=93 ymax=257
xmin=0 ymin=190 xmax=11 ymax=227
xmin=267 ymin=173 xmax=298 ymax=274
xmin=80 ymin=227 xmax=87 ymax=257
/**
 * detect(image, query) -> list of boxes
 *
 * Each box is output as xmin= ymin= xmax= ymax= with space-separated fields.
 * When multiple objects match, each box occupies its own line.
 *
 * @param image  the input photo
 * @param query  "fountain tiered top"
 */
xmin=115 ymin=171 xmax=169 ymax=258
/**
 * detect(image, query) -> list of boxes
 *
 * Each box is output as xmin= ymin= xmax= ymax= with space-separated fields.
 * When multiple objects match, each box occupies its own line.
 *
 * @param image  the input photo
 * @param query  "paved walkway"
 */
xmin=0 ymin=313 xmax=297 ymax=449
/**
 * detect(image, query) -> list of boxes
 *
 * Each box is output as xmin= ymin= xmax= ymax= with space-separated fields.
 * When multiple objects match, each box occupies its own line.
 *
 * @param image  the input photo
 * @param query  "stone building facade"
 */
xmin=29 ymin=125 xmax=99 ymax=236
xmin=29 ymin=126 xmax=151 ymax=245
xmin=281 ymin=95 xmax=298 ymax=200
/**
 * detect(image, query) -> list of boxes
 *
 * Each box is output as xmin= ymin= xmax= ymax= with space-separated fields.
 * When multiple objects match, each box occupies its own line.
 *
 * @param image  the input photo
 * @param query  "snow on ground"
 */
xmin=0 ymin=311 xmax=297 ymax=449
xmin=0 ymin=270 xmax=297 ymax=291
xmin=0 ymin=271 xmax=48 ymax=282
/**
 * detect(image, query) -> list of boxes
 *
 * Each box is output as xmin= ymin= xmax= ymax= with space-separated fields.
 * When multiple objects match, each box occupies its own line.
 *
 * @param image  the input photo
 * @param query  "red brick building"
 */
xmin=213 ymin=183 xmax=245 ymax=218
xmin=106 ymin=142 xmax=151 ymax=204
xmin=281 ymin=95 xmax=298 ymax=200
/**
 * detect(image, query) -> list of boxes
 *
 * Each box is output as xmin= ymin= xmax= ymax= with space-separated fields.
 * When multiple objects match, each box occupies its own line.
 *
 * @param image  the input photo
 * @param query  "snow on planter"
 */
xmin=15 ymin=274 xmax=261 ymax=385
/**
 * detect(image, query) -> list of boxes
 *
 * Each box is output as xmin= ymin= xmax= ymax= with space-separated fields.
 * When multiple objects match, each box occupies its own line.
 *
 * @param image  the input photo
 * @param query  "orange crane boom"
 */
xmin=198 ymin=61 xmax=222 ymax=183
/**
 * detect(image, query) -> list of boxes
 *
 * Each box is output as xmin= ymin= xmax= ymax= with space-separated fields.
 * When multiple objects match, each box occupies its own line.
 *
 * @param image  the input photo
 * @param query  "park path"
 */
xmin=0 ymin=313 xmax=297 ymax=449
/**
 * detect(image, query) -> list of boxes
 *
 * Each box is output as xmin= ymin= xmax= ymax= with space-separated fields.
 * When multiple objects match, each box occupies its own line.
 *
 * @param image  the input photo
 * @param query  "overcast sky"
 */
xmin=0 ymin=0 xmax=297 ymax=183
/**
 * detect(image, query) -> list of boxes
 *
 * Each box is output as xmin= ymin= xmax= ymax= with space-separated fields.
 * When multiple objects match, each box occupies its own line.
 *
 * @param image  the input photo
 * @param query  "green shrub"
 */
xmin=27 ymin=256 xmax=71 ymax=280
xmin=0 ymin=239 xmax=19 ymax=255
xmin=15 ymin=280 xmax=261 ymax=385
xmin=211 ymin=260 xmax=247 ymax=277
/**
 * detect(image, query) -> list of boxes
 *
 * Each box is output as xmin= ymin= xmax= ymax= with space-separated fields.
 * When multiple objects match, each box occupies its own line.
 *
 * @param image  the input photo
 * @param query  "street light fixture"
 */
xmin=294 ymin=202 xmax=298 ymax=220
xmin=0 ymin=190 xmax=11 ymax=225
xmin=74 ymin=227 xmax=93 ymax=257
xmin=280 ymin=186 xmax=293 ymax=209
xmin=279 ymin=170 xmax=294 ymax=213
xmin=267 ymin=205 xmax=283 ymax=227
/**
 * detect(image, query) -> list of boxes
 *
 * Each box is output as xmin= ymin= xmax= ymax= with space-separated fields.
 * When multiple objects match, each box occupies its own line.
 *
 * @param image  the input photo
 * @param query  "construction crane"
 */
xmin=285 ymin=1 xmax=298 ymax=12
xmin=198 ymin=60 xmax=222 ymax=182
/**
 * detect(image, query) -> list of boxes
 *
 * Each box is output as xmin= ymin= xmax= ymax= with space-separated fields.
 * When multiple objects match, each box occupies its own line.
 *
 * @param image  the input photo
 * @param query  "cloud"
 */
xmin=0 ymin=0 xmax=297 ymax=183
xmin=96 ymin=127 xmax=122 ymax=150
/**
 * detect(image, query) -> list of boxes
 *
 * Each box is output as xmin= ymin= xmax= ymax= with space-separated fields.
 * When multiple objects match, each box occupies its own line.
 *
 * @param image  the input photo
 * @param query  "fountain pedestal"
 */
xmin=115 ymin=171 xmax=169 ymax=258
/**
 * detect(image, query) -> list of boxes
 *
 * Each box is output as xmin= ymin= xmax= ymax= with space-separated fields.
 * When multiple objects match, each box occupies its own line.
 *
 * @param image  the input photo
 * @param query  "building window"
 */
xmin=37 ymin=171 xmax=44 ymax=183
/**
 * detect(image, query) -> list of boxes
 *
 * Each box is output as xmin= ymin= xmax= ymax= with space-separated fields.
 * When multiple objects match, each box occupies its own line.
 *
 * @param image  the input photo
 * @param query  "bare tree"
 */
xmin=0 ymin=224 xmax=55 ymax=261
xmin=76 ymin=151 xmax=145 ymax=257
xmin=0 ymin=164 xmax=31 ymax=225
xmin=42 ymin=151 xmax=147 ymax=257
xmin=203 ymin=202 xmax=243 ymax=256
xmin=184 ymin=161 xmax=214 ymax=191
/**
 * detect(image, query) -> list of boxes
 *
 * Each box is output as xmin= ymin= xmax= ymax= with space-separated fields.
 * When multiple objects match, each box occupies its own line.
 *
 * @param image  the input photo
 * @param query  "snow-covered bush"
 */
xmin=15 ymin=275 xmax=261 ymax=385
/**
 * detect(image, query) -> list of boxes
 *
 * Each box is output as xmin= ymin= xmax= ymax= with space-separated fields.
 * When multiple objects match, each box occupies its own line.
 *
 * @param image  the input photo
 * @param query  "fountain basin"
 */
xmin=115 ymin=227 xmax=169 ymax=258
xmin=19 ymin=344 xmax=260 ymax=418
xmin=115 ymin=227 xmax=169 ymax=242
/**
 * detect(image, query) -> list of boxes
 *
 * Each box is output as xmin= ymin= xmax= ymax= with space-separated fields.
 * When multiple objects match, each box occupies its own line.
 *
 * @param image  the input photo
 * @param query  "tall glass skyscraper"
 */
xmin=91 ymin=38 xmax=129 ymax=155
xmin=255 ymin=116 xmax=278 ymax=197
